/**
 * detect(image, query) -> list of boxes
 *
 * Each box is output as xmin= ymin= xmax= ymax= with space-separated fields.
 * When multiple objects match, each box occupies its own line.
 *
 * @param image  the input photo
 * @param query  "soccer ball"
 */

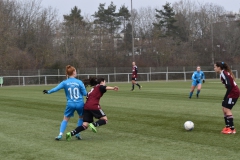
xmin=184 ymin=121 xmax=194 ymax=131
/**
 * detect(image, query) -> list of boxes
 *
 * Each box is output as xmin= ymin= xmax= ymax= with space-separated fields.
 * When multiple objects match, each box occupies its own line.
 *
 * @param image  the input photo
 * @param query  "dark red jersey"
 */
xmin=132 ymin=65 xmax=138 ymax=78
xmin=84 ymin=84 xmax=107 ymax=110
xmin=220 ymin=70 xmax=240 ymax=99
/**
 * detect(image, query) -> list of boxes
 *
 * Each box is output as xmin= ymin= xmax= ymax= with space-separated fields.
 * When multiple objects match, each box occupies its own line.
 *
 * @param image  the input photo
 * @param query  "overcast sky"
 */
xmin=40 ymin=0 xmax=240 ymax=20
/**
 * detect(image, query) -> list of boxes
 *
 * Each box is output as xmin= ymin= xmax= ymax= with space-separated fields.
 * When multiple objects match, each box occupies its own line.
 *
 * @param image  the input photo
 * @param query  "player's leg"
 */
xmin=135 ymin=80 xmax=142 ymax=89
xmin=221 ymin=98 xmax=238 ymax=134
xmin=66 ymin=122 xmax=89 ymax=141
xmin=56 ymin=116 xmax=70 ymax=140
xmin=131 ymin=79 xmax=135 ymax=91
xmin=66 ymin=110 xmax=92 ymax=140
xmin=89 ymin=110 xmax=107 ymax=133
xmin=75 ymin=103 xmax=84 ymax=140
xmin=56 ymin=105 xmax=73 ymax=140
xmin=196 ymin=84 xmax=202 ymax=98
xmin=189 ymin=83 xmax=196 ymax=99
xmin=92 ymin=116 xmax=108 ymax=127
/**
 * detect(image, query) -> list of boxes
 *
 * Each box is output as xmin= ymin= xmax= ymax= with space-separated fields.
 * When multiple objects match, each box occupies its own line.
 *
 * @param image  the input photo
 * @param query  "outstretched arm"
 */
xmin=106 ymin=86 xmax=119 ymax=91
xmin=43 ymin=82 xmax=64 ymax=94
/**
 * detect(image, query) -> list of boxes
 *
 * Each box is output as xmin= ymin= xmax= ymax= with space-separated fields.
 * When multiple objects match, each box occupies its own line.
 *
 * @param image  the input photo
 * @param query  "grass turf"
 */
xmin=0 ymin=80 xmax=240 ymax=160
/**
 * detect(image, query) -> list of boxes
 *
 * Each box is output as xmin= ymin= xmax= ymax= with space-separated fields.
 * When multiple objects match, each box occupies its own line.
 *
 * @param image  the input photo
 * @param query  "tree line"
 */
xmin=0 ymin=0 xmax=239 ymax=70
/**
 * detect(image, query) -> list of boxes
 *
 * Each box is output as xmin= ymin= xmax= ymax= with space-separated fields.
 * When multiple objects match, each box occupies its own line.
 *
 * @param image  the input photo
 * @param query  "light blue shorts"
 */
xmin=64 ymin=101 xmax=84 ymax=117
xmin=192 ymin=81 xmax=202 ymax=87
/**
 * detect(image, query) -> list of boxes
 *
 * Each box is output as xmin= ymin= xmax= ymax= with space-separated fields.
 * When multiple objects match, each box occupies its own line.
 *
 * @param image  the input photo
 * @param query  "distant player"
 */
xmin=131 ymin=61 xmax=142 ymax=91
xmin=189 ymin=66 xmax=205 ymax=98
xmin=214 ymin=61 xmax=239 ymax=134
xmin=65 ymin=77 xmax=119 ymax=141
xmin=43 ymin=65 xmax=87 ymax=140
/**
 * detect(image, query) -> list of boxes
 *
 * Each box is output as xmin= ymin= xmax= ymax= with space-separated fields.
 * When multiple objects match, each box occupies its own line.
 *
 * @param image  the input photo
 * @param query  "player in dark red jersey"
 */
xmin=214 ymin=61 xmax=240 ymax=134
xmin=65 ymin=77 xmax=119 ymax=140
xmin=131 ymin=61 xmax=142 ymax=91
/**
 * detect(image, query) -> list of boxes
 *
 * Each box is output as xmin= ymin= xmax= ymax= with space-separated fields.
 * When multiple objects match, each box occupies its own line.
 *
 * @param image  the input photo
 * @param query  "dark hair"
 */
xmin=215 ymin=61 xmax=235 ymax=80
xmin=66 ymin=65 xmax=76 ymax=78
xmin=83 ymin=77 xmax=105 ymax=87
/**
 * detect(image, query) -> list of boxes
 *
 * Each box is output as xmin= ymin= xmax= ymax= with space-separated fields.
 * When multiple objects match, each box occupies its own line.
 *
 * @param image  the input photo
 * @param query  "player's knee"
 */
xmin=101 ymin=116 xmax=108 ymax=122
xmin=83 ymin=122 xmax=89 ymax=129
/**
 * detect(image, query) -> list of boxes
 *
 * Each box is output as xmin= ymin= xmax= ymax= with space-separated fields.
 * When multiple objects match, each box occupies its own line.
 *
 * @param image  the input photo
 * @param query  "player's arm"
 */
xmin=191 ymin=72 xmax=197 ymax=81
xmin=43 ymin=82 xmax=64 ymax=94
xmin=223 ymin=73 xmax=232 ymax=100
xmin=202 ymin=72 xmax=205 ymax=83
xmin=135 ymin=66 xmax=138 ymax=74
xmin=106 ymin=86 xmax=119 ymax=91
xmin=79 ymin=81 xmax=87 ymax=96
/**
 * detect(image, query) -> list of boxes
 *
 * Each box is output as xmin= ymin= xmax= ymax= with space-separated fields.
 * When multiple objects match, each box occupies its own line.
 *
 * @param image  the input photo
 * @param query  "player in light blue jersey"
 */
xmin=43 ymin=65 xmax=87 ymax=140
xmin=189 ymin=66 xmax=205 ymax=99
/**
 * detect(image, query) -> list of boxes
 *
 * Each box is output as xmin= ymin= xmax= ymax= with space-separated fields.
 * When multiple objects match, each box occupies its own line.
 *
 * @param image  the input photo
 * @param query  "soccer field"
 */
xmin=0 ymin=80 xmax=240 ymax=160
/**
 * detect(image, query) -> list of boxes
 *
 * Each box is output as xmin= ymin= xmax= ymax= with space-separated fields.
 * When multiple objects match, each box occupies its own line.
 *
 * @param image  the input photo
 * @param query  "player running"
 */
xmin=214 ymin=61 xmax=240 ymax=134
xmin=66 ymin=77 xmax=119 ymax=141
xmin=43 ymin=65 xmax=87 ymax=140
xmin=131 ymin=61 xmax=142 ymax=91
xmin=189 ymin=66 xmax=205 ymax=98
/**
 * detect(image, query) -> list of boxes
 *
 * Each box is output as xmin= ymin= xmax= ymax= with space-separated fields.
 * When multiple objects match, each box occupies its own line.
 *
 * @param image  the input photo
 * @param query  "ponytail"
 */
xmin=83 ymin=77 xmax=105 ymax=87
xmin=215 ymin=61 xmax=235 ymax=80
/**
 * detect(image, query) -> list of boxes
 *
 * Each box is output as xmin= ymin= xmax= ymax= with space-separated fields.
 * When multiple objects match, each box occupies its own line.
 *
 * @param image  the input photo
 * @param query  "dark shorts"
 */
xmin=132 ymin=77 xmax=137 ymax=81
xmin=222 ymin=98 xmax=238 ymax=109
xmin=83 ymin=109 xmax=106 ymax=123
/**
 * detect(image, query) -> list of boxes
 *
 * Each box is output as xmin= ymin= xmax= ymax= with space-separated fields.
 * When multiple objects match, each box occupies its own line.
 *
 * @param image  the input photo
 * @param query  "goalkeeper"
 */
xmin=189 ymin=66 xmax=205 ymax=99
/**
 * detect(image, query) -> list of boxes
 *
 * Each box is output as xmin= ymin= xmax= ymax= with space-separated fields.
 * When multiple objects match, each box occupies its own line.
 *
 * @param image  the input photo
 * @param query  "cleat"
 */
xmin=196 ymin=94 xmax=199 ymax=98
xmin=189 ymin=97 xmax=191 ymax=99
xmin=66 ymin=132 xmax=72 ymax=141
xmin=232 ymin=129 xmax=236 ymax=134
xmin=55 ymin=135 xmax=62 ymax=140
xmin=130 ymin=89 xmax=134 ymax=91
xmin=89 ymin=123 xmax=97 ymax=133
xmin=75 ymin=133 xmax=82 ymax=140
xmin=139 ymin=86 xmax=142 ymax=90
xmin=222 ymin=127 xmax=232 ymax=134
xmin=221 ymin=127 xmax=228 ymax=133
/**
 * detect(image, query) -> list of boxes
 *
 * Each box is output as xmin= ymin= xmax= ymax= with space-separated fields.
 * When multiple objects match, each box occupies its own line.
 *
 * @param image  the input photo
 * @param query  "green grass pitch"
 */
xmin=1 ymin=80 xmax=240 ymax=160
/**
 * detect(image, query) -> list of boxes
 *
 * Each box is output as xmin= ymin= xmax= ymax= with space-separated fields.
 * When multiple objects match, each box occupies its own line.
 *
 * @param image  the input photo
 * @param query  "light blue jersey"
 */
xmin=48 ymin=77 xmax=87 ymax=103
xmin=47 ymin=77 xmax=87 ymax=117
xmin=192 ymin=71 xmax=205 ymax=86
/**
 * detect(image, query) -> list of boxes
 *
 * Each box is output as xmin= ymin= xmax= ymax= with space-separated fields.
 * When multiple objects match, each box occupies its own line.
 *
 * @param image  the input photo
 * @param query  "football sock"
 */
xmin=77 ymin=118 xmax=83 ymax=127
xmin=197 ymin=90 xmax=200 ymax=95
xmin=132 ymin=84 xmax=134 ymax=90
xmin=93 ymin=120 xmax=107 ymax=127
xmin=71 ymin=125 xmax=87 ymax=136
xmin=136 ymin=83 xmax=140 ymax=88
xmin=224 ymin=114 xmax=230 ymax=127
xmin=59 ymin=120 xmax=68 ymax=135
xmin=227 ymin=115 xmax=234 ymax=130
xmin=189 ymin=92 xmax=193 ymax=98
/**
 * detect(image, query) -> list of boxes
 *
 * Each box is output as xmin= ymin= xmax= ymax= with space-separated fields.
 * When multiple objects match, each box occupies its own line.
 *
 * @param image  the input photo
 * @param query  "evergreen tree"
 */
xmin=62 ymin=6 xmax=86 ymax=66
xmin=124 ymin=23 xmax=133 ymax=52
xmin=93 ymin=2 xmax=121 ymax=35
xmin=63 ymin=6 xmax=85 ymax=33
xmin=118 ymin=5 xmax=131 ymax=30
xmin=153 ymin=2 xmax=178 ymax=38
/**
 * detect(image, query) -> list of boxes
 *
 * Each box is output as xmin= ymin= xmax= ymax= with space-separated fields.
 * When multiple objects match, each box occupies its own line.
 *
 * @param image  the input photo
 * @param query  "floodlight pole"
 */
xmin=210 ymin=6 xmax=214 ymax=65
xmin=131 ymin=0 xmax=135 ymax=61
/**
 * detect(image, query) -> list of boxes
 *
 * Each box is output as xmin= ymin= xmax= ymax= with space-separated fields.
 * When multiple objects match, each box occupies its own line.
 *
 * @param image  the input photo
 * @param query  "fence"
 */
xmin=0 ymin=66 xmax=239 ymax=86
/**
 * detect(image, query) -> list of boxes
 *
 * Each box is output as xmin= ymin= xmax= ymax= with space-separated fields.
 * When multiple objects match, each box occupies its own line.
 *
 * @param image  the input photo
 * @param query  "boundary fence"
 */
xmin=0 ymin=69 xmax=238 ymax=86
